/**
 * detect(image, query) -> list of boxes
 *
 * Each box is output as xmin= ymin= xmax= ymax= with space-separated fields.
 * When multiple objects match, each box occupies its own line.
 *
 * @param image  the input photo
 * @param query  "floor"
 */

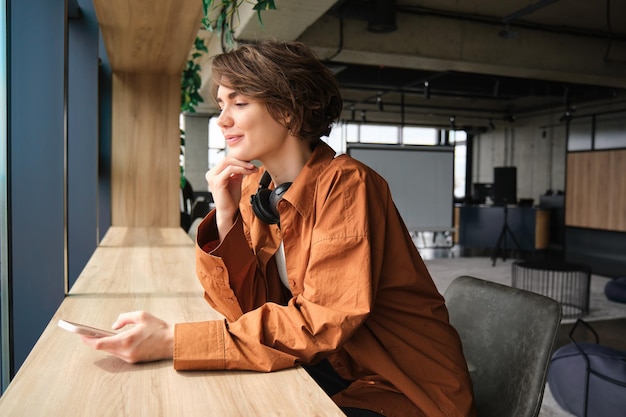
xmin=416 ymin=240 xmax=626 ymax=417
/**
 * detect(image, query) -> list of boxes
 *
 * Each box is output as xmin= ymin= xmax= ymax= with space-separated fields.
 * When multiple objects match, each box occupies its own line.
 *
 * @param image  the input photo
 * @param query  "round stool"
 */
xmin=512 ymin=260 xmax=591 ymax=318
xmin=605 ymin=277 xmax=626 ymax=304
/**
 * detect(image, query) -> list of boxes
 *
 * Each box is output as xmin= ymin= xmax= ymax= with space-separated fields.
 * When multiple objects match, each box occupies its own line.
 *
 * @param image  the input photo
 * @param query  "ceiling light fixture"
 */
xmin=331 ymin=0 xmax=397 ymax=34
xmin=366 ymin=0 xmax=397 ymax=33
xmin=559 ymin=112 xmax=572 ymax=123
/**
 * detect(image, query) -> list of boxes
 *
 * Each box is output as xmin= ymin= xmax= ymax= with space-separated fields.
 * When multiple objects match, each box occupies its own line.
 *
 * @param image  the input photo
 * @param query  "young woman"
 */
xmin=83 ymin=40 xmax=475 ymax=417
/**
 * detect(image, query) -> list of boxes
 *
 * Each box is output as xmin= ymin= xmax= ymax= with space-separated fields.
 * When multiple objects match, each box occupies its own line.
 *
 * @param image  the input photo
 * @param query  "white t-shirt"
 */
xmin=275 ymin=241 xmax=290 ymax=291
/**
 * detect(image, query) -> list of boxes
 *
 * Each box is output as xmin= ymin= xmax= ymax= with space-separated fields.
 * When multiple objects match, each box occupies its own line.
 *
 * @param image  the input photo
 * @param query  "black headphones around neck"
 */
xmin=250 ymin=171 xmax=292 ymax=225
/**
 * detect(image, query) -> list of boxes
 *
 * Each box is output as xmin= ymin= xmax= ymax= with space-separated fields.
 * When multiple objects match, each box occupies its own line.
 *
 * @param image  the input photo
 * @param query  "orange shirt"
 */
xmin=174 ymin=142 xmax=475 ymax=417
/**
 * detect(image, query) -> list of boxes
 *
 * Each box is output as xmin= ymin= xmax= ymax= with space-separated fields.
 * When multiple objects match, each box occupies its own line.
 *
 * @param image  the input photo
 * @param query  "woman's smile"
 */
xmin=224 ymin=134 xmax=244 ymax=147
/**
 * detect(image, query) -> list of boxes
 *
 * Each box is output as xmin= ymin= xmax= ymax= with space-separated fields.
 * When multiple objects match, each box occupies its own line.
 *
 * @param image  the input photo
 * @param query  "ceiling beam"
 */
xmin=233 ymin=0 xmax=338 ymax=41
xmin=501 ymin=0 xmax=559 ymax=24
xmin=299 ymin=12 xmax=626 ymax=89
xmin=191 ymin=1 xmax=626 ymax=123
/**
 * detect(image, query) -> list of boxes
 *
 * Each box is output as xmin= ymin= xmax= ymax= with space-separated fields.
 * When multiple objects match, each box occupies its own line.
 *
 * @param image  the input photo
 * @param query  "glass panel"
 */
xmin=325 ymin=122 xmax=344 ymax=154
xmin=345 ymin=123 xmax=359 ymax=143
xmin=1 ymin=0 xmax=10 ymax=391
xmin=595 ymin=112 xmax=626 ymax=149
xmin=402 ymin=126 xmax=438 ymax=145
xmin=208 ymin=117 xmax=225 ymax=169
xmin=208 ymin=117 xmax=225 ymax=149
xmin=568 ymin=117 xmax=592 ymax=151
xmin=449 ymin=129 xmax=466 ymax=144
xmin=358 ymin=124 xmax=398 ymax=144
xmin=207 ymin=148 xmax=225 ymax=170
xmin=452 ymin=131 xmax=467 ymax=199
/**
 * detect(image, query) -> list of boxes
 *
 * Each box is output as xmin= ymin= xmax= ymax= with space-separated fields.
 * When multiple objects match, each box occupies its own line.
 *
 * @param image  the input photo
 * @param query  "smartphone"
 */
xmin=57 ymin=319 xmax=116 ymax=338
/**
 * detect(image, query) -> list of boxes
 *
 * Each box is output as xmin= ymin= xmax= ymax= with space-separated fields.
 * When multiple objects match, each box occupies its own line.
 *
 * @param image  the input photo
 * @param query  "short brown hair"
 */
xmin=210 ymin=40 xmax=343 ymax=145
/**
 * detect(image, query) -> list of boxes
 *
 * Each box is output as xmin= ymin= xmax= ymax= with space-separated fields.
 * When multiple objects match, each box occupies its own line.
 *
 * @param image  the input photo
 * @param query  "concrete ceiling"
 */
xmin=193 ymin=0 xmax=626 ymax=130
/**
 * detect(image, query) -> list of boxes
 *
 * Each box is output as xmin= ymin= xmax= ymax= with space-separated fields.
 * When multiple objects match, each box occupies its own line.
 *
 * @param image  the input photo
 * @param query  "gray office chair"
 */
xmin=444 ymin=275 xmax=562 ymax=417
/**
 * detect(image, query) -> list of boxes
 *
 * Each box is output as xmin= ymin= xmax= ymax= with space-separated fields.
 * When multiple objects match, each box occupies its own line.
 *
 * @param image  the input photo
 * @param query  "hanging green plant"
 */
xmin=181 ymin=37 xmax=209 ymax=113
xmin=181 ymin=0 xmax=277 ymax=113
xmin=203 ymin=0 xmax=276 ymax=33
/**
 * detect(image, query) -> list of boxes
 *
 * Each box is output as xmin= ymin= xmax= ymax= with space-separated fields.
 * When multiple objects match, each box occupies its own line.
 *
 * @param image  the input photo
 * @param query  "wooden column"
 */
xmin=94 ymin=0 xmax=203 ymax=226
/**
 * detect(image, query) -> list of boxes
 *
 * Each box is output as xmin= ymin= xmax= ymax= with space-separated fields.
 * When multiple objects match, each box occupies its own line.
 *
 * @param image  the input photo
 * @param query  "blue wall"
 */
xmin=9 ymin=0 xmax=67 ymax=373
xmin=1 ymin=0 xmax=9 ymax=390
xmin=8 ymin=0 xmax=106 ymax=376
xmin=68 ymin=1 xmax=100 ymax=287
xmin=97 ymin=20 xmax=112 ymax=243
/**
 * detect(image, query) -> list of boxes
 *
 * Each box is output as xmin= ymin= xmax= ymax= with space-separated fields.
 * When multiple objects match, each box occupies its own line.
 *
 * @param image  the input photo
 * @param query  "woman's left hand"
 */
xmin=80 ymin=311 xmax=174 ymax=364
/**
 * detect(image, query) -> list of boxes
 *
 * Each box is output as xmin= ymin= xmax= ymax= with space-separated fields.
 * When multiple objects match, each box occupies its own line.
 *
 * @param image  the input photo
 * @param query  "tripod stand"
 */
xmin=491 ymin=205 xmax=522 ymax=266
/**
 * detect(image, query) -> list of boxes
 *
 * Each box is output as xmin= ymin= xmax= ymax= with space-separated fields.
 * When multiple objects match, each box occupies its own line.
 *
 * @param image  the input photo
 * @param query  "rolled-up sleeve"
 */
xmin=194 ymin=213 xmax=260 ymax=321
xmin=174 ymin=321 xmax=226 ymax=370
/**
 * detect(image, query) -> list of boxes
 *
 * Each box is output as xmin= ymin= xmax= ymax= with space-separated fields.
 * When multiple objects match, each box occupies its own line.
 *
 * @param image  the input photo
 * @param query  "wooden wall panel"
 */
xmin=111 ymin=73 xmax=180 ymax=227
xmin=566 ymin=149 xmax=626 ymax=231
xmin=535 ymin=209 xmax=550 ymax=249
xmin=608 ymin=150 xmax=626 ymax=231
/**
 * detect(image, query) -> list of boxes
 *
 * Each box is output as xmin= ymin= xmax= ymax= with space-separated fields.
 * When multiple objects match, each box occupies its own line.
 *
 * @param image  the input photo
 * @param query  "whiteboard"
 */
xmin=348 ymin=144 xmax=454 ymax=231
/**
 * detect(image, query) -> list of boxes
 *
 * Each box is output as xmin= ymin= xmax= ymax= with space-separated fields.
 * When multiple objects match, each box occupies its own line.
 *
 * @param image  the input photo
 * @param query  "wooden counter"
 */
xmin=0 ymin=227 xmax=345 ymax=416
xmin=457 ymin=205 xmax=550 ymax=251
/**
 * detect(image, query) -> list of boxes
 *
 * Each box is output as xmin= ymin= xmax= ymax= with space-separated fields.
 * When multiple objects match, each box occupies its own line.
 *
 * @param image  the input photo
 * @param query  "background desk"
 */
xmin=457 ymin=205 xmax=550 ymax=252
xmin=0 ymin=227 xmax=345 ymax=417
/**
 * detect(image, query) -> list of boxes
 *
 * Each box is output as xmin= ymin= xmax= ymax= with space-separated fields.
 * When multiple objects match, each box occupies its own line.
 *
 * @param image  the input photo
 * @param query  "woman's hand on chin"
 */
xmin=205 ymin=157 xmax=258 ymax=239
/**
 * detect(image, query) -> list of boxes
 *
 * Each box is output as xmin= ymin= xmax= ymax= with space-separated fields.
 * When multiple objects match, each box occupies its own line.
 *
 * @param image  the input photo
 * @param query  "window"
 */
xmin=356 ymin=124 xmax=399 ymax=144
xmin=450 ymin=130 xmax=467 ymax=199
xmin=568 ymin=117 xmax=593 ymax=151
xmin=596 ymin=112 xmax=626 ymax=149
xmin=205 ymin=117 xmax=466 ymax=201
xmin=403 ymin=126 xmax=438 ymax=145
xmin=208 ymin=117 xmax=226 ymax=169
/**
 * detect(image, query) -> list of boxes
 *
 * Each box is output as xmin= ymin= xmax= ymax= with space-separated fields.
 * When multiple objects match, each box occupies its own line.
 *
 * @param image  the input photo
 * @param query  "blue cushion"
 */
xmin=605 ymin=277 xmax=626 ymax=304
xmin=548 ymin=342 xmax=626 ymax=417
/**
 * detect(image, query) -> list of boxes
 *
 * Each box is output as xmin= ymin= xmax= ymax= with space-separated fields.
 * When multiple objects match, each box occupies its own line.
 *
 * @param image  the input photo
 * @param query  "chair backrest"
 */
xmin=444 ymin=275 xmax=562 ymax=417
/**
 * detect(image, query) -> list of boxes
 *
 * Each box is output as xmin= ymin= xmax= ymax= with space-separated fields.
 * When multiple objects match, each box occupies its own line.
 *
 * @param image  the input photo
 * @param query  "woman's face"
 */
xmin=216 ymin=85 xmax=289 ymax=163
